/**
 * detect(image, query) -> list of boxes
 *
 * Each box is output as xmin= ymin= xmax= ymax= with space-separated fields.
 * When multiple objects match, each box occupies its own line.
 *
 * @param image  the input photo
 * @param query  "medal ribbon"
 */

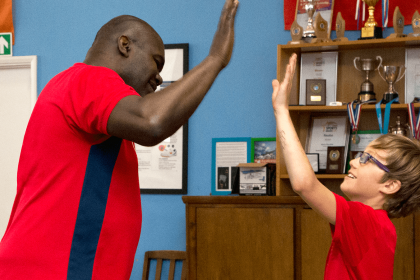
xmin=347 ymin=101 xmax=362 ymax=132
xmin=375 ymin=97 xmax=399 ymax=134
xmin=407 ymin=102 xmax=420 ymax=139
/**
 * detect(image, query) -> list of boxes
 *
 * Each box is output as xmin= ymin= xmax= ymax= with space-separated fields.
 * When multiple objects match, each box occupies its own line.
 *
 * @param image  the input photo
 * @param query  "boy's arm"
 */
xmin=272 ymin=54 xmax=337 ymax=225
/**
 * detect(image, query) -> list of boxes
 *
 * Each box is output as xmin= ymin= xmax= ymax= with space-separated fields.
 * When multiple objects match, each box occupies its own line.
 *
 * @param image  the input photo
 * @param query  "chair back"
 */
xmin=142 ymin=250 xmax=187 ymax=280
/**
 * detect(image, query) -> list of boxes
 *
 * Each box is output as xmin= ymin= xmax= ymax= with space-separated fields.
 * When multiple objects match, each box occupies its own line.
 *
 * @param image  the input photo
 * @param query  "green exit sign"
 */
xmin=0 ymin=33 xmax=12 ymax=56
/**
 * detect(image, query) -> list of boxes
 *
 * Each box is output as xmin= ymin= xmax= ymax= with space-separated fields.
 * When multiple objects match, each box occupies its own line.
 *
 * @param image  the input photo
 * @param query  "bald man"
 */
xmin=0 ymin=1 xmax=239 ymax=279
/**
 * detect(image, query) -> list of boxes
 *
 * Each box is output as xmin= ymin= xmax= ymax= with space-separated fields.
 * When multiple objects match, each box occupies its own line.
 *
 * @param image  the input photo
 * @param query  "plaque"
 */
xmin=288 ymin=19 xmax=306 ymax=45
xmin=359 ymin=0 xmax=383 ymax=40
xmin=408 ymin=10 xmax=420 ymax=37
xmin=311 ymin=13 xmax=331 ymax=43
xmin=306 ymin=79 xmax=326 ymax=105
xmin=326 ymin=146 xmax=345 ymax=174
xmin=387 ymin=6 xmax=407 ymax=39
xmin=333 ymin=12 xmax=348 ymax=42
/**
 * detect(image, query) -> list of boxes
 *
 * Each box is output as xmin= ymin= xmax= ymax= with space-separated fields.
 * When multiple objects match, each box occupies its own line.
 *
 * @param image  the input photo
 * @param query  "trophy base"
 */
xmin=358 ymin=92 xmax=376 ymax=102
xmin=382 ymin=93 xmax=400 ymax=104
xmin=358 ymin=26 xmax=383 ymax=40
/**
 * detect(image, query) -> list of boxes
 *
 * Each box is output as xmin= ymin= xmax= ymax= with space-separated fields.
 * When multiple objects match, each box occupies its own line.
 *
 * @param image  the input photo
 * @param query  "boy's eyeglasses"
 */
xmin=355 ymin=152 xmax=390 ymax=173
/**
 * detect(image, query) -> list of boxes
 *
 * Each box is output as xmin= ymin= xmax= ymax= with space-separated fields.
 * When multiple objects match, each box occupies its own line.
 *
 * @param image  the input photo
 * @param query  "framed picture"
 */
xmin=136 ymin=44 xmax=189 ymax=194
xmin=211 ymin=138 xmax=251 ymax=195
xmin=346 ymin=130 xmax=381 ymax=172
xmin=251 ymin=137 xmax=276 ymax=164
xmin=299 ymin=52 xmax=338 ymax=106
xmin=306 ymin=153 xmax=319 ymax=173
xmin=295 ymin=0 xmax=335 ymax=38
xmin=305 ymin=114 xmax=350 ymax=173
xmin=405 ymin=48 xmax=420 ymax=103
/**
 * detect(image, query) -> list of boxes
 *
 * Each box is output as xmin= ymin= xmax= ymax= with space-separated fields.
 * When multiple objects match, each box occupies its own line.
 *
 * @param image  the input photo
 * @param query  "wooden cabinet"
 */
xmin=183 ymin=196 xmax=420 ymax=280
xmin=275 ymin=37 xmax=420 ymax=197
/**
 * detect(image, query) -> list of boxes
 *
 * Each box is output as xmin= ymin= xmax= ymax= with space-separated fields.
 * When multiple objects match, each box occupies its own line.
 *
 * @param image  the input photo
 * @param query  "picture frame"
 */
xmin=211 ymin=137 xmax=251 ymax=195
xmin=299 ymin=52 xmax=338 ymax=106
xmin=295 ymin=0 xmax=335 ymax=38
xmin=136 ymin=44 xmax=189 ymax=194
xmin=305 ymin=114 xmax=350 ymax=173
xmin=346 ymin=130 xmax=381 ymax=172
xmin=306 ymin=153 xmax=319 ymax=173
xmin=405 ymin=48 xmax=420 ymax=103
xmin=251 ymin=137 xmax=276 ymax=164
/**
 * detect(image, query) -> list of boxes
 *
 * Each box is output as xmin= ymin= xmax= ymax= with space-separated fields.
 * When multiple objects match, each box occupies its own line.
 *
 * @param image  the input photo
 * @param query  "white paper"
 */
xmin=215 ymin=142 xmax=248 ymax=191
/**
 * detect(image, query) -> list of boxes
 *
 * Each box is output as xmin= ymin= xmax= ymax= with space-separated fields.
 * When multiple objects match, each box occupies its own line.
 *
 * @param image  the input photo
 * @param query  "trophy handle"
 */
xmin=396 ymin=66 xmax=406 ymax=83
xmin=353 ymin=57 xmax=361 ymax=71
xmin=375 ymin=56 xmax=383 ymax=71
xmin=378 ymin=63 xmax=386 ymax=82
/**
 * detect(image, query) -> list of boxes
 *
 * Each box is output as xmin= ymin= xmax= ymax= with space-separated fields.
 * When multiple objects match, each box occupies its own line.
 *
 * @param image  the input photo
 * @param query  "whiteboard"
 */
xmin=0 ymin=56 xmax=37 ymax=239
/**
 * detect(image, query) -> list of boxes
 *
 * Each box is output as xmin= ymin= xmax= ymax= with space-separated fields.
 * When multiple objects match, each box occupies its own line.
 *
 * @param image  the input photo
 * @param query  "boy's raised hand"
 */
xmin=272 ymin=53 xmax=297 ymax=114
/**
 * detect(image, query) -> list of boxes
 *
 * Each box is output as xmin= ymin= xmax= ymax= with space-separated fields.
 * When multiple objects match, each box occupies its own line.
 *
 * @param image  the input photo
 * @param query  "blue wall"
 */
xmin=11 ymin=0 xmax=411 ymax=278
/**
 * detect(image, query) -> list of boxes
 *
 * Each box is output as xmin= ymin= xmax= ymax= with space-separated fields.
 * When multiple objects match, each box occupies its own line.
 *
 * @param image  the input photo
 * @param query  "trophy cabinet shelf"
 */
xmin=276 ymin=37 xmax=420 ymax=198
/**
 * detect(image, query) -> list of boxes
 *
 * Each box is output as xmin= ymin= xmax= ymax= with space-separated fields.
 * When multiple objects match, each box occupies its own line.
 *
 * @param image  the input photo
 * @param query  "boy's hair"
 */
xmin=370 ymin=134 xmax=420 ymax=218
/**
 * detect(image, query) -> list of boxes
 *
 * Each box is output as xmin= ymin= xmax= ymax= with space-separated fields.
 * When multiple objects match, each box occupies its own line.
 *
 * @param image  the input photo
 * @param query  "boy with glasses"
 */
xmin=272 ymin=54 xmax=420 ymax=279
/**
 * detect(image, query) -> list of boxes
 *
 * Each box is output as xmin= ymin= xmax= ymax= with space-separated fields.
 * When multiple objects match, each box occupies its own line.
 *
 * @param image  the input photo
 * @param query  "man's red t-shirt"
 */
xmin=0 ymin=63 xmax=141 ymax=279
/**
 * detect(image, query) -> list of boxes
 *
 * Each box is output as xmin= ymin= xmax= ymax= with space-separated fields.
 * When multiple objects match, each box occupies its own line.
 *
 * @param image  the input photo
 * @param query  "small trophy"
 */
xmin=408 ymin=10 xmax=420 ymax=37
xmin=311 ymin=13 xmax=331 ymax=43
xmin=378 ymin=64 xmax=406 ymax=103
xmin=388 ymin=115 xmax=410 ymax=137
xmin=333 ymin=12 xmax=348 ymax=42
xmin=354 ymin=56 xmax=383 ymax=102
xmin=387 ymin=7 xmax=407 ymax=39
xmin=288 ymin=20 xmax=306 ymax=44
xmin=302 ymin=0 xmax=318 ymax=39
xmin=359 ymin=0 xmax=383 ymax=40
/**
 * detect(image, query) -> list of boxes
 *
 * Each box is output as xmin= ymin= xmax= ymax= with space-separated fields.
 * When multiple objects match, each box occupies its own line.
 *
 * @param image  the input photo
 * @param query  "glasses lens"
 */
xmin=359 ymin=152 xmax=369 ymax=164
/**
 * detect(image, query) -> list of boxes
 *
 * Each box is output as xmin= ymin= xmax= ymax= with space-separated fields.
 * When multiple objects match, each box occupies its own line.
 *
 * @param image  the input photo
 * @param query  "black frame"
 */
xmin=141 ymin=44 xmax=189 ymax=194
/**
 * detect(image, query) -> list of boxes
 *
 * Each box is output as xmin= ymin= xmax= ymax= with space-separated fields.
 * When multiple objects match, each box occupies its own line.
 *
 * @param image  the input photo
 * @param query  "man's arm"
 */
xmin=272 ymin=54 xmax=336 ymax=224
xmin=107 ymin=0 xmax=239 ymax=146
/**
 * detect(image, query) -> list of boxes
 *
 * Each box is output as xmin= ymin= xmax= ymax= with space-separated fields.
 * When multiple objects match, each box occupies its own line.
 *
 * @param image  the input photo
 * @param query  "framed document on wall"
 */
xmin=136 ymin=44 xmax=189 ymax=194
xmin=305 ymin=114 xmax=350 ymax=173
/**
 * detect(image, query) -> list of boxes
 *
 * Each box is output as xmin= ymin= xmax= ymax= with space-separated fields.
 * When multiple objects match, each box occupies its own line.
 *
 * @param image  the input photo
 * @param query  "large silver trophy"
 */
xmin=302 ymin=0 xmax=318 ymax=38
xmin=354 ymin=56 xmax=382 ymax=102
xmin=378 ymin=64 xmax=406 ymax=103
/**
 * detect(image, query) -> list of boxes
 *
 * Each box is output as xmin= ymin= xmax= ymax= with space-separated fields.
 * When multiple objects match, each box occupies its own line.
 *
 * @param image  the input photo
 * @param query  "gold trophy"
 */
xmin=359 ymin=0 xmax=383 ymax=40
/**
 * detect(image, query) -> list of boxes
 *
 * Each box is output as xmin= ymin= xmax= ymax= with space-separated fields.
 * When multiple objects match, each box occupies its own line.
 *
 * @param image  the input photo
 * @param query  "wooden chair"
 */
xmin=142 ymin=250 xmax=187 ymax=280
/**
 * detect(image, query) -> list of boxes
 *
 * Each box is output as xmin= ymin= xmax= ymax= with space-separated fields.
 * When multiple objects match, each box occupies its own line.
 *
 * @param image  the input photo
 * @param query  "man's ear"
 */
xmin=381 ymin=179 xmax=401 ymax=195
xmin=118 ymin=35 xmax=130 ymax=57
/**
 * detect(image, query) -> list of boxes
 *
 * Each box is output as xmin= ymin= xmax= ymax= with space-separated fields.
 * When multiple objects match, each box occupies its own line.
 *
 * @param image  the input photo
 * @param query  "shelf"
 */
xmin=280 ymin=36 xmax=420 ymax=53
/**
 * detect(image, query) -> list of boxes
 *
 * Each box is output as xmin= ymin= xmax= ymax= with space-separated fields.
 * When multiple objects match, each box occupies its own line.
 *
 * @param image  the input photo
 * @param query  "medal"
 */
xmin=347 ymin=101 xmax=362 ymax=143
xmin=407 ymin=99 xmax=420 ymax=139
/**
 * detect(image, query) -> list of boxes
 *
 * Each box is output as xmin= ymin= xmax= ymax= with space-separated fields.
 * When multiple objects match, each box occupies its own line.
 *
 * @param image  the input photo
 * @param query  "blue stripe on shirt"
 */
xmin=67 ymin=137 xmax=122 ymax=280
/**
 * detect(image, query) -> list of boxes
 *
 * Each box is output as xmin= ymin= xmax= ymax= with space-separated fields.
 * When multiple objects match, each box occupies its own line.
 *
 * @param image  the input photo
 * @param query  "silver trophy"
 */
xmin=354 ymin=56 xmax=382 ymax=102
xmin=302 ymin=0 xmax=318 ymax=38
xmin=378 ymin=64 xmax=406 ymax=103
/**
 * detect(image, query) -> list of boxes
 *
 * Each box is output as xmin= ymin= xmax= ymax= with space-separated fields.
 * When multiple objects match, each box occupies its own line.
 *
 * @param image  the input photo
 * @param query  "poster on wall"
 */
xmin=135 ymin=44 xmax=189 ymax=194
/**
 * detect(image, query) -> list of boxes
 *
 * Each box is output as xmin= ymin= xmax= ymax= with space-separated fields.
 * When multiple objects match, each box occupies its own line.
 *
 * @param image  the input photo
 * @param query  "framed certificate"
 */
xmin=299 ymin=52 xmax=338 ymax=106
xmin=405 ymin=48 xmax=420 ymax=103
xmin=305 ymin=114 xmax=350 ymax=173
